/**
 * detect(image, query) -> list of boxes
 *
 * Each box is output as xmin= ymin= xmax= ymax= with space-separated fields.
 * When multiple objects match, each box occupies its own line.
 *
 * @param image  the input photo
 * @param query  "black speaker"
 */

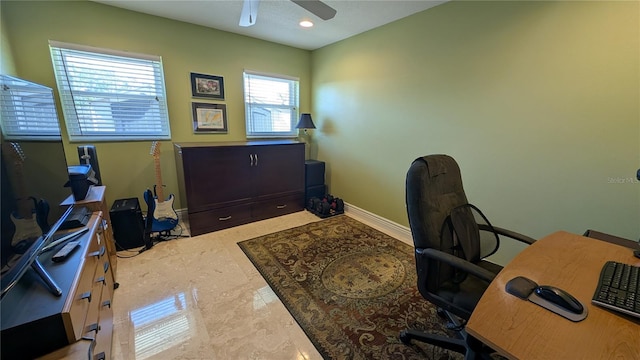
xmin=110 ymin=198 xmax=145 ymax=250
xmin=305 ymin=184 xmax=326 ymax=204
xmin=77 ymin=145 xmax=102 ymax=185
xmin=305 ymin=160 xmax=325 ymax=187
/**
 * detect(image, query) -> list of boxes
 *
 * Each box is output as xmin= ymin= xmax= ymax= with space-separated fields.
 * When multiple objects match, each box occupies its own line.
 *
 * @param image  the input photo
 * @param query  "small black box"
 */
xmin=110 ymin=198 xmax=145 ymax=250
xmin=66 ymin=165 xmax=92 ymax=201
xmin=305 ymin=160 xmax=325 ymax=187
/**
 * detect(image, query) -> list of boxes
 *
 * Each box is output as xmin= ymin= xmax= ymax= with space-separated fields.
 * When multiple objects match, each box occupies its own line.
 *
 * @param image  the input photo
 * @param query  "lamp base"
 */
xmin=298 ymin=130 xmax=312 ymax=160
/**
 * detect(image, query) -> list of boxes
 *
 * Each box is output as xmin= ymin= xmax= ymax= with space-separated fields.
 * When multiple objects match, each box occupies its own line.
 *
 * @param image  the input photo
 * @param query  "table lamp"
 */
xmin=296 ymin=113 xmax=316 ymax=133
xmin=296 ymin=113 xmax=316 ymax=159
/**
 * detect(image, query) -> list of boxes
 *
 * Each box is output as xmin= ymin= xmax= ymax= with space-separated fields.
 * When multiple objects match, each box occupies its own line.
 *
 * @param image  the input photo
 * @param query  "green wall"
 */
xmin=1 ymin=0 xmax=311 ymax=208
xmin=2 ymin=0 xmax=638 ymax=248
xmin=0 ymin=10 xmax=16 ymax=76
xmin=312 ymin=1 xmax=639 ymax=246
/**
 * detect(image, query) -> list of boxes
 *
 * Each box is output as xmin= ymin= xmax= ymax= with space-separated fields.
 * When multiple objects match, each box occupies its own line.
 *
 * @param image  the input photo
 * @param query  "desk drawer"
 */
xmin=64 ymin=255 xmax=98 ymax=342
xmin=188 ymin=204 xmax=252 ymax=236
xmin=252 ymin=193 xmax=303 ymax=221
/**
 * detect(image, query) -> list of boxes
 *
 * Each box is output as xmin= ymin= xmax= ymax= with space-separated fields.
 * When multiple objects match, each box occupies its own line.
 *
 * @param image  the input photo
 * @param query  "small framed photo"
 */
xmin=192 ymin=102 xmax=227 ymax=133
xmin=190 ymin=72 xmax=225 ymax=99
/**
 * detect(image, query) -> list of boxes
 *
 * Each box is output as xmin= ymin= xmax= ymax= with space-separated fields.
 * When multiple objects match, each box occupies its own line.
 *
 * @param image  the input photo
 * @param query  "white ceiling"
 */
xmin=92 ymin=0 xmax=447 ymax=50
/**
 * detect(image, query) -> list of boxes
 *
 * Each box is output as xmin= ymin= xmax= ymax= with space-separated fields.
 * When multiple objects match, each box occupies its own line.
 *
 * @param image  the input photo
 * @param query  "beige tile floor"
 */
xmin=111 ymin=211 xmax=326 ymax=360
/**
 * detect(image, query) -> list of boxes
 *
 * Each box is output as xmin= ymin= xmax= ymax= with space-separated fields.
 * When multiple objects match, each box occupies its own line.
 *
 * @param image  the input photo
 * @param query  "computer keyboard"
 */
xmin=592 ymin=261 xmax=640 ymax=319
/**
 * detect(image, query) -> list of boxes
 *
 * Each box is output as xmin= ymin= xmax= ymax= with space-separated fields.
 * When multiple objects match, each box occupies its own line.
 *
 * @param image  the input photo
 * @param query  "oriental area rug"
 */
xmin=238 ymin=215 xmax=461 ymax=360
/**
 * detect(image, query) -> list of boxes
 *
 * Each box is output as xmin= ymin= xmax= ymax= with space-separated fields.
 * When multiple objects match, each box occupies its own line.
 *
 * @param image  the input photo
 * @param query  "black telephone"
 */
xmin=58 ymin=206 xmax=91 ymax=230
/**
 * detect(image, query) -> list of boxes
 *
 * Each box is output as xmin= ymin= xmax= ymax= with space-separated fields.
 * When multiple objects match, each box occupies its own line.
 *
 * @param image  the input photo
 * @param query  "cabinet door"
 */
xmin=182 ymin=146 xmax=253 ymax=212
xmin=253 ymin=144 xmax=304 ymax=199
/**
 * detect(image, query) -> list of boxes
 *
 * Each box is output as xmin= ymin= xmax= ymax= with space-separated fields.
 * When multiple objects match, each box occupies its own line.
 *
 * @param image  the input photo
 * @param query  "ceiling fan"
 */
xmin=239 ymin=0 xmax=337 ymax=27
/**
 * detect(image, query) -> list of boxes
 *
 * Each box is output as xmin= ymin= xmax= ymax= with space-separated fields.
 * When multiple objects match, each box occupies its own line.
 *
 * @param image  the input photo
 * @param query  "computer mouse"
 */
xmin=534 ymin=285 xmax=584 ymax=314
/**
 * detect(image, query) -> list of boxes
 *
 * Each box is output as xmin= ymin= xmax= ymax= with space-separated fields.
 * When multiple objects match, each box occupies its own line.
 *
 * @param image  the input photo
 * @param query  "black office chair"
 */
xmin=400 ymin=155 xmax=535 ymax=359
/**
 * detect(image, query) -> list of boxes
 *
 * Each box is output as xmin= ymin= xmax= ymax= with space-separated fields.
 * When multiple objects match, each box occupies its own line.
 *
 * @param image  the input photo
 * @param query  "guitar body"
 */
xmin=152 ymin=193 xmax=178 ymax=232
xmin=147 ymin=141 xmax=178 ymax=233
xmin=10 ymin=211 xmax=42 ymax=247
xmin=2 ymin=143 xmax=49 ymax=248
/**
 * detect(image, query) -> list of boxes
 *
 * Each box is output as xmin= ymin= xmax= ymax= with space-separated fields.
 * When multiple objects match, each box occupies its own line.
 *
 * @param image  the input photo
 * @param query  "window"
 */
xmin=0 ymin=75 xmax=61 ymax=141
xmin=243 ymin=70 xmax=299 ymax=138
xmin=49 ymin=41 xmax=171 ymax=141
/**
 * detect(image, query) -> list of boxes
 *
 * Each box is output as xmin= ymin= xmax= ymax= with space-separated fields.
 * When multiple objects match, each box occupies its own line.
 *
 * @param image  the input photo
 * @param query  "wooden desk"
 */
xmin=61 ymin=185 xmax=117 ymax=279
xmin=466 ymin=231 xmax=640 ymax=359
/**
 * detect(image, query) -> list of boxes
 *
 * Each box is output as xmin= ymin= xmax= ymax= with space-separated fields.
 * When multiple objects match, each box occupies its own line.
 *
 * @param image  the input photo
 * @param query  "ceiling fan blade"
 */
xmin=291 ymin=0 xmax=336 ymax=21
xmin=239 ymin=0 xmax=260 ymax=27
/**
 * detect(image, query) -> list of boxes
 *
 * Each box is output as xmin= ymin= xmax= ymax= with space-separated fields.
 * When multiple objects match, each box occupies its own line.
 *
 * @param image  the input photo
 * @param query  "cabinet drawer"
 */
xmin=189 ymin=204 xmax=252 ymax=236
xmin=252 ymin=193 xmax=304 ymax=221
xmin=93 ymin=287 xmax=114 ymax=360
xmin=65 ymin=255 xmax=98 ymax=342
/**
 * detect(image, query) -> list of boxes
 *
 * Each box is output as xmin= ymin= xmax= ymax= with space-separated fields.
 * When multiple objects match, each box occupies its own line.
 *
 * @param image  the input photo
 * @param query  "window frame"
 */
xmin=0 ymin=75 xmax=62 ymax=141
xmin=49 ymin=41 xmax=171 ymax=142
xmin=243 ymin=70 xmax=300 ymax=139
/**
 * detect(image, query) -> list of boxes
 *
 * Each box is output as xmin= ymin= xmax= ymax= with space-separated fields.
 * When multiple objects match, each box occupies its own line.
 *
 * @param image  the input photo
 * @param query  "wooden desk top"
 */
xmin=466 ymin=231 xmax=640 ymax=360
xmin=60 ymin=185 xmax=105 ymax=207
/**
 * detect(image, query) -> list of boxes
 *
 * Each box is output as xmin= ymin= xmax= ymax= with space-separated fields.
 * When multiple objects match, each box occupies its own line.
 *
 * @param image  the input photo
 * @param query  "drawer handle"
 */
xmin=276 ymin=204 xmax=287 ymax=209
xmin=96 ymin=276 xmax=106 ymax=285
xmin=103 ymin=261 xmax=109 ymax=273
xmin=102 ymin=300 xmax=111 ymax=308
xmin=254 ymin=154 xmax=258 ymax=166
xmin=219 ymin=216 xmax=232 ymax=221
xmin=88 ymin=246 xmax=106 ymax=258
xmin=80 ymin=291 xmax=92 ymax=302
xmin=86 ymin=322 xmax=100 ymax=334
xmin=249 ymin=154 xmax=254 ymax=166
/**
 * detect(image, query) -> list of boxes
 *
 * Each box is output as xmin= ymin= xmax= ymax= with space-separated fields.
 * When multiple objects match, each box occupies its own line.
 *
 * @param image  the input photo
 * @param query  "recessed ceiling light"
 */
xmin=299 ymin=20 xmax=314 ymax=28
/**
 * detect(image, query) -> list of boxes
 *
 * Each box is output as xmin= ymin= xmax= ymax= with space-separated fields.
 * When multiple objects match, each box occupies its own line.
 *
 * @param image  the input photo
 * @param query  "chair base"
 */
xmin=399 ymin=309 xmax=493 ymax=360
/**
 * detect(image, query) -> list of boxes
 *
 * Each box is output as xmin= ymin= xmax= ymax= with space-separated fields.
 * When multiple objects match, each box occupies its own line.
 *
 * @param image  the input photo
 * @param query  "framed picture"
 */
xmin=192 ymin=102 xmax=227 ymax=133
xmin=190 ymin=72 xmax=225 ymax=99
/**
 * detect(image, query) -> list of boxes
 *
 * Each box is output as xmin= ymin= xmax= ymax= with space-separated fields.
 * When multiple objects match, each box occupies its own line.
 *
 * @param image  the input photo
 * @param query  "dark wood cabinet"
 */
xmin=174 ymin=141 xmax=305 ymax=236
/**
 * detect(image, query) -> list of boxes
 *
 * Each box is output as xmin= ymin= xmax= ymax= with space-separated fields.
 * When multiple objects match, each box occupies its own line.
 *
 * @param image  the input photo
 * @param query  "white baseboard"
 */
xmin=175 ymin=208 xmax=187 ymax=220
xmin=344 ymin=202 xmax=413 ymax=246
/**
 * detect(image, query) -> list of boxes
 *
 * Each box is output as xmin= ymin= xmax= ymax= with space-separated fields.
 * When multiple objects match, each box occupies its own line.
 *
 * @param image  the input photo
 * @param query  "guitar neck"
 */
xmin=154 ymin=156 xmax=165 ymax=202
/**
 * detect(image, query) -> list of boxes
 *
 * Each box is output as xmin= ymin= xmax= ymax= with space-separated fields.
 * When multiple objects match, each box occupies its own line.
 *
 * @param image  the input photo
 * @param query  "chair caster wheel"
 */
xmin=399 ymin=331 xmax=412 ymax=345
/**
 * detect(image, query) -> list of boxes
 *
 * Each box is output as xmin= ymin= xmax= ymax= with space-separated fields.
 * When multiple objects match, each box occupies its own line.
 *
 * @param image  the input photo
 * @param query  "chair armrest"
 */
xmin=417 ymin=248 xmax=496 ymax=283
xmin=479 ymin=224 xmax=536 ymax=245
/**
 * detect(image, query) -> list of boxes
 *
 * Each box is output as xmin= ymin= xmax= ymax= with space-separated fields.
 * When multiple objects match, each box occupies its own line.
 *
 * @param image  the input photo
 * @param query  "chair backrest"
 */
xmin=406 ymin=155 xmax=479 ymax=292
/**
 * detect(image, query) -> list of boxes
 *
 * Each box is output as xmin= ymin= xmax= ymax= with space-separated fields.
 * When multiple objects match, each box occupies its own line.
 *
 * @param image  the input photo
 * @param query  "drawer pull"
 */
xmin=80 ymin=291 xmax=92 ymax=302
xmin=103 ymin=261 xmax=109 ymax=273
xmin=88 ymin=246 xmax=106 ymax=258
xmin=249 ymin=154 xmax=254 ymax=166
xmin=254 ymin=154 xmax=258 ymax=166
xmin=95 ymin=352 xmax=106 ymax=360
xmin=276 ymin=204 xmax=287 ymax=209
xmin=96 ymin=276 xmax=106 ymax=285
xmin=219 ymin=216 xmax=232 ymax=221
xmin=102 ymin=300 xmax=111 ymax=308
xmin=86 ymin=322 xmax=100 ymax=333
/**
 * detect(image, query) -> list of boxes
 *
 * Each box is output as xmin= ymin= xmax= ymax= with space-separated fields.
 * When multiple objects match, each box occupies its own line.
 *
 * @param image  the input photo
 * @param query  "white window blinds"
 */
xmin=243 ymin=70 xmax=299 ymax=138
xmin=49 ymin=41 xmax=171 ymax=141
xmin=0 ymin=75 xmax=61 ymax=141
